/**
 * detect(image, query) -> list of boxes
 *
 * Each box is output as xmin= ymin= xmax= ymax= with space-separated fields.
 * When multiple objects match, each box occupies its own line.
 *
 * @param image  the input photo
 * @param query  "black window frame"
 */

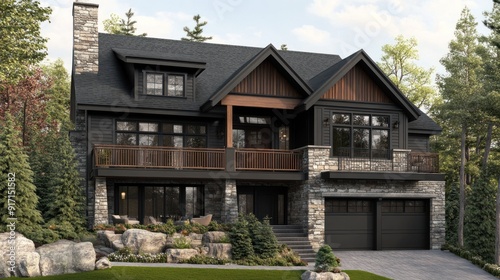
xmin=143 ymin=71 xmax=186 ymax=98
xmin=331 ymin=112 xmax=390 ymax=159
xmin=115 ymin=120 xmax=207 ymax=148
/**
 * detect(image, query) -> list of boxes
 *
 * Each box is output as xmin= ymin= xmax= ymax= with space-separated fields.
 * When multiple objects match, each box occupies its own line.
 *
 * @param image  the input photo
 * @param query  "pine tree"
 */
xmin=252 ymin=218 xmax=279 ymax=258
xmin=436 ymin=7 xmax=484 ymax=247
xmin=445 ymin=182 xmax=460 ymax=245
xmin=181 ymin=14 xmax=212 ymax=42
xmin=44 ymin=130 xmax=86 ymax=239
xmin=103 ymin=9 xmax=146 ymax=37
xmin=229 ymin=214 xmax=254 ymax=260
xmin=0 ymin=114 xmax=44 ymax=236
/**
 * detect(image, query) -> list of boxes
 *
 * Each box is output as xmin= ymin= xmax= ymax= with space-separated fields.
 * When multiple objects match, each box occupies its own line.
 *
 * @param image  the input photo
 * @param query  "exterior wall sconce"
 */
xmin=393 ymin=121 xmax=399 ymax=129
xmin=323 ymin=118 xmax=330 ymax=127
xmin=121 ymin=192 xmax=126 ymax=200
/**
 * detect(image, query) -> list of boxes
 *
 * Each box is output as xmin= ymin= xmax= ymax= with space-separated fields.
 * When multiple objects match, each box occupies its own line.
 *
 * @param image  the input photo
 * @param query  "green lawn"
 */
xmin=14 ymin=267 xmax=391 ymax=280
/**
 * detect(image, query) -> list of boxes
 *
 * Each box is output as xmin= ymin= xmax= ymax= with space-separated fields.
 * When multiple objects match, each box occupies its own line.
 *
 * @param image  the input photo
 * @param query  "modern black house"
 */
xmin=71 ymin=1 xmax=445 ymax=251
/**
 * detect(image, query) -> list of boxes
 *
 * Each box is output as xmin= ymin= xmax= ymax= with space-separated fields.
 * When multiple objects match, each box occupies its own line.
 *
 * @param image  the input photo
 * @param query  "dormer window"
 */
xmin=145 ymin=72 xmax=185 ymax=97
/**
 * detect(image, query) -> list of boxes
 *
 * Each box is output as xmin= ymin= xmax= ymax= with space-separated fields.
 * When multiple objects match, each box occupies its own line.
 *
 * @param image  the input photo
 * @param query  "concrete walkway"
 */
xmin=335 ymin=250 xmax=497 ymax=280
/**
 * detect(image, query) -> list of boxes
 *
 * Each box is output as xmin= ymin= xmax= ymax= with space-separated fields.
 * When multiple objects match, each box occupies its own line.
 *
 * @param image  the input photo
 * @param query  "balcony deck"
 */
xmin=93 ymin=145 xmax=302 ymax=172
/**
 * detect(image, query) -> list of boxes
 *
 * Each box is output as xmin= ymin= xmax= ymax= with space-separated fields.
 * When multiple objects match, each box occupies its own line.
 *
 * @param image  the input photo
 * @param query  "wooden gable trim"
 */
xmin=221 ymin=94 xmax=301 ymax=110
xmin=320 ymin=64 xmax=393 ymax=104
xmin=231 ymin=59 xmax=303 ymax=98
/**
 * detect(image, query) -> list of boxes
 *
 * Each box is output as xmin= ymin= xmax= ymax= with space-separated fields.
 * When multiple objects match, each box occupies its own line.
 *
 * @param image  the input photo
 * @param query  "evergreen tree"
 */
xmin=252 ymin=218 xmax=279 ymax=259
xmin=182 ymin=14 xmax=213 ymax=42
xmin=465 ymin=174 xmax=496 ymax=263
xmin=44 ymin=130 xmax=86 ymax=238
xmin=0 ymin=114 xmax=44 ymax=236
xmin=435 ymin=7 xmax=484 ymax=246
xmin=315 ymin=244 xmax=339 ymax=272
xmin=103 ymin=8 xmax=147 ymax=37
xmin=0 ymin=0 xmax=51 ymax=85
xmin=445 ymin=182 xmax=460 ymax=245
xmin=229 ymin=214 xmax=254 ymax=260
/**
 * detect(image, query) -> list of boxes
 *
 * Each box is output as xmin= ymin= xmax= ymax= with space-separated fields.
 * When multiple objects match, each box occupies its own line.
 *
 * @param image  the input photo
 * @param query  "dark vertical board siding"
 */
xmin=391 ymin=112 xmax=400 ymax=149
xmin=207 ymin=120 xmax=225 ymax=148
xmin=89 ymin=115 xmax=114 ymax=145
xmin=185 ymin=75 xmax=194 ymax=100
xmin=408 ymin=134 xmax=430 ymax=152
xmin=231 ymin=59 xmax=302 ymax=98
xmin=321 ymin=65 xmax=393 ymax=103
xmin=291 ymin=111 xmax=310 ymax=148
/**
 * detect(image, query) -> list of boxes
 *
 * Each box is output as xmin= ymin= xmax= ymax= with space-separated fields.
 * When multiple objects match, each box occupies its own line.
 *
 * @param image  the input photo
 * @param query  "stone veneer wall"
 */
xmin=73 ymin=1 xmax=99 ymax=74
xmin=221 ymin=180 xmax=238 ymax=223
xmin=299 ymin=146 xmax=445 ymax=250
xmin=93 ymin=177 xmax=108 ymax=225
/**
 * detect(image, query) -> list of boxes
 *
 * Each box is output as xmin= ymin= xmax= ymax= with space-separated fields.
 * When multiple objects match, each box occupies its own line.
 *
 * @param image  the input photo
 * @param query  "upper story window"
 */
xmin=331 ymin=113 xmax=390 ymax=159
xmin=116 ymin=121 xmax=206 ymax=148
xmin=145 ymin=72 xmax=185 ymax=97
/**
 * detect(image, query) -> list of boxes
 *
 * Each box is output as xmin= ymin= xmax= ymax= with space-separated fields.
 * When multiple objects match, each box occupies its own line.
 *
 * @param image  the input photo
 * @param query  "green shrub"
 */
xmin=229 ymin=214 xmax=254 ymax=260
xmin=252 ymin=218 xmax=279 ymax=258
xmin=93 ymin=224 xmax=115 ymax=231
xmin=442 ymin=243 xmax=500 ymax=278
xmin=177 ymin=220 xmax=208 ymax=235
xmin=145 ymin=219 xmax=176 ymax=235
xmin=173 ymin=236 xmax=192 ymax=249
xmin=217 ymin=235 xmax=231 ymax=243
xmin=25 ymin=227 xmax=59 ymax=245
xmin=108 ymin=248 xmax=168 ymax=263
xmin=279 ymin=244 xmax=307 ymax=266
xmin=180 ymin=255 xmax=227 ymax=265
xmin=315 ymin=244 xmax=340 ymax=272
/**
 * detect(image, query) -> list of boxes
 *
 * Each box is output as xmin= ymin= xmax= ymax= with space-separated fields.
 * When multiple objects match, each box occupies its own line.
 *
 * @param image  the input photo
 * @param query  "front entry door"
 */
xmin=237 ymin=186 xmax=287 ymax=225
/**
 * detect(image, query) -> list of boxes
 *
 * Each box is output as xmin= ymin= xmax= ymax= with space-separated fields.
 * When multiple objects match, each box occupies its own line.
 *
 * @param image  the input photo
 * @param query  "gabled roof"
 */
xmin=73 ymin=33 xmax=339 ymax=113
xmin=299 ymin=50 xmax=421 ymax=121
xmin=200 ymin=44 xmax=313 ymax=111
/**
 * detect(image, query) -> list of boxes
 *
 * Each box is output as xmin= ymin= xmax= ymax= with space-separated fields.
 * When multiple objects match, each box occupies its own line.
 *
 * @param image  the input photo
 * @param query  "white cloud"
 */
xmin=292 ymin=25 xmax=331 ymax=45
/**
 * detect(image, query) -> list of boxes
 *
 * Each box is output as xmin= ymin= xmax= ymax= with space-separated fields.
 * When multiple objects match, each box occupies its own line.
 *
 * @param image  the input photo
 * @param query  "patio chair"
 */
xmin=145 ymin=216 xmax=163 ymax=225
xmin=191 ymin=214 xmax=212 ymax=226
xmin=112 ymin=215 xmax=140 ymax=225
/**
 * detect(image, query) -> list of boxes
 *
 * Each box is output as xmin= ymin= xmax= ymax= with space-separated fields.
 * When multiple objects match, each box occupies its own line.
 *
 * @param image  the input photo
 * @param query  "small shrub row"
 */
xmin=108 ymin=247 xmax=168 ymax=263
xmin=442 ymin=243 xmax=500 ymax=277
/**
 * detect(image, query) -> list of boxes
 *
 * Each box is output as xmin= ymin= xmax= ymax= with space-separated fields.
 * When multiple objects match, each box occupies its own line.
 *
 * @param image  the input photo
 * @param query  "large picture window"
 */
xmin=116 ymin=121 xmax=206 ymax=148
xmin=331 ymin=113 xmax=389 ymax=159
xmin=145 ymin=72 xmax=185 ymax=97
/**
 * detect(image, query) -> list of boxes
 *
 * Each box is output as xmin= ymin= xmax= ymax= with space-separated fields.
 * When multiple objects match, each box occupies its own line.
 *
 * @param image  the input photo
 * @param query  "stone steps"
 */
xmin=272 ymin=225 xmax=316 ymax=264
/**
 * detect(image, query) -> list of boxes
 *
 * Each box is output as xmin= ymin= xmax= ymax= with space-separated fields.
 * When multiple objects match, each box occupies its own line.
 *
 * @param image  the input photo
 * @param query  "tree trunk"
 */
xmin=458 ymin=124 xmax=466 ymax=247
xmin=482 ymin=123 xmax=493 ymax=171
xmin=496 ymin=177 xmax=500 ymax=265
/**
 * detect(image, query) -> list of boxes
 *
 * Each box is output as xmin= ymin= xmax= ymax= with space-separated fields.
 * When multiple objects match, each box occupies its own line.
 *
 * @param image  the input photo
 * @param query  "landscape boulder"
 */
xmin=206 ymin=243 xmax=232 ymax=259
xmin=121 ymin=229 xmax=167 ymax=254
xmin=301 ymin=271 xmax=350 ymax=280
xmin=202 ymin=231 xmax=227 ymax=244
xmin=166 ymin=248 xmax=199 ymax=263
xmin=95 ymin=257 xmax=112 ymax=270
xmin=0 ymin=232 xmax=40 ymax=277
xmin=36 ymin=240 xmax=95 ymax=276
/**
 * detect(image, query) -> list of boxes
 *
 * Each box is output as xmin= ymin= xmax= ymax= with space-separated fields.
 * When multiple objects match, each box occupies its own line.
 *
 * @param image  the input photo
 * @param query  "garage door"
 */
xmin=325 ymin=199 xmax=375 ymax=250
xmin=325 ymin=198 xmax=429 ymax=250
xmin=381 ymin=200 xmax=429 ymax=249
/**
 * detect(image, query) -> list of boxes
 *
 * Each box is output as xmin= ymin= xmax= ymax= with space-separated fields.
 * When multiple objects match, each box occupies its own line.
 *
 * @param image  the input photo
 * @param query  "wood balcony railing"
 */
xmin=93 ymin=145 xmax=302 ymax=172
xmin=94 ymin=145 xmax=225 ymax=170
xmin=235 ymin=148 xmax=302 ymax=171
xmin=337 ymin=150 xmax=439 ymax=173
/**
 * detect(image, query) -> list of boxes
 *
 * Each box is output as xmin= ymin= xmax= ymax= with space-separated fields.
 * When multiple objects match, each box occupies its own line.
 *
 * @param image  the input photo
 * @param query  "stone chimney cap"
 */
xmin=74 ymin=0 xmax=98 ymax=7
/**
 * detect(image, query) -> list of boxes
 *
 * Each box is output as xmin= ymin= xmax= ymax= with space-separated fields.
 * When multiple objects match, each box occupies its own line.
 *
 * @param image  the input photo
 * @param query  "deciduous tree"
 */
xmin=379 ymin=35 xmax=437 ymax=110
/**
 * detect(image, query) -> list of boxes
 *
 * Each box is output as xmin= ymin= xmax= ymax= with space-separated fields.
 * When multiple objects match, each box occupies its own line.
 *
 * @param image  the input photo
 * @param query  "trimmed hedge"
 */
xmin=442 ymin=243 xmax=500 ymax=277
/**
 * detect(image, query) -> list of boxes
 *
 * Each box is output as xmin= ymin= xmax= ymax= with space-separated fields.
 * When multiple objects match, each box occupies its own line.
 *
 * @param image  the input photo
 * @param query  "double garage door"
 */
xmin=325 ymin=198 xmax=429 ymax=250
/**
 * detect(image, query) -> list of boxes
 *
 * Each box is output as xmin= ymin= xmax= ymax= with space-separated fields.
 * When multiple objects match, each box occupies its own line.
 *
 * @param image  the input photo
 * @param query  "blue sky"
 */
xmin=41 ymin=0 xmax=493 ymax=77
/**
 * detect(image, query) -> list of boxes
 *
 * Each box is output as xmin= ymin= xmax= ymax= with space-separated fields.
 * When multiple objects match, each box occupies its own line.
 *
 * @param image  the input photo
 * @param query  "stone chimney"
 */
xmin=73 ymin=1 xmax=99 ymax=74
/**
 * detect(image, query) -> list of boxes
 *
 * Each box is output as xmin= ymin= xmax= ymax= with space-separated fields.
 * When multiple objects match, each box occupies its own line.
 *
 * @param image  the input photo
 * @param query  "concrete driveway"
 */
xmin=335 ymin=250 xmax=497 ymax=280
